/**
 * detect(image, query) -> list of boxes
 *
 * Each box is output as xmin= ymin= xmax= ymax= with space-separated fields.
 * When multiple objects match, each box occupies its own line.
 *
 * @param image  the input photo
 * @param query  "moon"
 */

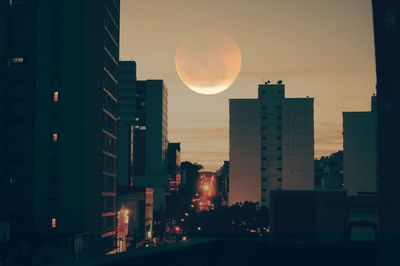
xmin=175 ymin=32 xmax=242 ymax=95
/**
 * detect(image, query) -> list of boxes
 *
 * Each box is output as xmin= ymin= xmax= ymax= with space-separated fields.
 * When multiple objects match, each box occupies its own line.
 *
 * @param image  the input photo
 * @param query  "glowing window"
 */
xmin=53 ymin=91 xmax=59 ymax=102
xmin=11 ymin=57 xmax=24 ymax=63
xmin=52 ymin=133 xmax=58 ymax=142
xmin=51 ymin=218 xmax=57 ymax=229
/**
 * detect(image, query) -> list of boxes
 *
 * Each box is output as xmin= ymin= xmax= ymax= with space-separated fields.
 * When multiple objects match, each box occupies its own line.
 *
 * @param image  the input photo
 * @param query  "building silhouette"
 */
xmin=134 ymin=79 xmax=168 ymax=215
xmin=216 ymin=160 xmax=230 ymax=206
xmin=167 ymin=142 xmax=181 ymax=193
xmin=229 ymin=81 xmax=314 ymax=206
xmin=314 ymin=151 xmax=343 ymax=190
xmin=0 ymin=0 xmax=39 ymax=244
xmin=343 ymin=95 xmax=377 ymax=196
xmin=0 ymin=0 xmax=120 ymax=254
xmin=372 ymin=1 xmax=400 ymax=265
xmin=117 ymin=61 xmax=137 ymax=188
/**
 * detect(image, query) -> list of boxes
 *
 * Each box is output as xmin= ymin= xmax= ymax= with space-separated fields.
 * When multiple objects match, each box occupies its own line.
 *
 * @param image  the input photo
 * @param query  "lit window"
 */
xmin=51 ymin=217 xmax=57 ymax=229
xmin=53 ymin=91 xmax=59 ymax=102
xmin=52 ymin=133 xmax=58 ymax=142
xmin=11 ymin=57 xmax=24 ymax=63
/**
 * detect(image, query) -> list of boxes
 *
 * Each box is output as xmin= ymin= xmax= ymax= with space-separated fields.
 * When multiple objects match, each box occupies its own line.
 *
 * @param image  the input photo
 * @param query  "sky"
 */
xmin=120 ymin=0 xmax=376 ymax=171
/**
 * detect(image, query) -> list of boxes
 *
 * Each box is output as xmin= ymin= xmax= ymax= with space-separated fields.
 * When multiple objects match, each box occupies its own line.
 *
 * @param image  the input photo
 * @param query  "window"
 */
xmin=52 ymin=133 xmax=58 ymax=142
xmin=51 ymin=217 xmax=57 ymax=229
xmin=277 ymin=147 xmax=282 ymax=150
xmin=276 ymin=178 xmax=282 ymax=182
xmin=277 ymin=157 xmax=282 ymax=161
xmin=53 ymin=91 xmax=59 ymax=102
xmin=11 ymin=57 xmax=24 ymax=63
xmin=277 ymin=167 xmax=282 ymax=171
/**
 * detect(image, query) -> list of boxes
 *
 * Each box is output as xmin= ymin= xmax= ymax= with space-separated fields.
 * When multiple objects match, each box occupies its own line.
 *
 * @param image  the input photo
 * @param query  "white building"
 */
xmin=229 ymin=81 xmax=315 ymax=206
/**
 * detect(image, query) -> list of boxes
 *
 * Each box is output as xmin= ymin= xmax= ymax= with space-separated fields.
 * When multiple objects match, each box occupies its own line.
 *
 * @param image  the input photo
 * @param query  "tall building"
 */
xmin=0 ymin=0 xmax=39 ymax=243
xmin=134 ymin=80 xmax=168 ymax=213
xmin=282 ymin=98 xmax=314 ymax=189
xmin=372 ymin=2 xmax=400 ymax=264
xmin=229 ymin=81 xmax=314 ymax=206
xmin=116 ymin=61 xmax=162 ymax=250
xmin=0 ymin=0 xmax=120 ymax=254
xmin=117 ymin=61 xmax=137 ymax=187
xmin=229 ymin=99 xmax=261 ymax=205
xmin=258 ymin=83 xmax=284 ymax=205
xmin=343 ymin=96 xmax=377 ymax=196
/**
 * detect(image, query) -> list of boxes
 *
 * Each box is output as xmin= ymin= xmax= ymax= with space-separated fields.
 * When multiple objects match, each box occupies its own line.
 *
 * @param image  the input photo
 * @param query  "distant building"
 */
xmin=167 ymin=142 xmax=181 ymax=193
xmin=165 ymin=142 xmax=181 ymax=221
xmin=229 ymin=99 xmax=261 ymax=205
xmin=216 ymin=161 xmax=229 ymax=206
xmin=0 ymin=0 xmax=120 ymax=254
xmin=314 ymin=151 xmax=343 ymax=190
xmin=343 ymin=96 xmax=377 ymax=196
xmin=229 ymin=81 xmax=314 ymax=206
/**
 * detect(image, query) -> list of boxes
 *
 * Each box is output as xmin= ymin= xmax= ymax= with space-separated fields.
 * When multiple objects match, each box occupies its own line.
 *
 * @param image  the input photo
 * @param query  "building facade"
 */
xmin=343 ymin=96 xmax=377 ymax=196
xmin=133 ymin=79 xmax=168 ymax=222
xmin=0 ymin=0 xmax=120 ymax=254
xmin=229 ymin=82 xmax=314 ymax=206
xmin=167 ymin=142 xmax=181 ymax=193
xmin=117 ymin=61 xmax=137 ymax=188
xmin=282 ymin=98 xmax=314 ymax=190
xmin=229 ymin=99 xmax=261 ymax=205
xmin=372 ymin=1 xmax=400 ymax=264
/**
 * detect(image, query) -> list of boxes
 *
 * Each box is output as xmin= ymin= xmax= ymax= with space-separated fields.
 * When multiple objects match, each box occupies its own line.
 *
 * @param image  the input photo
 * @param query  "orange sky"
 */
xmin=120 ymin=0 xmax=376 ymax=171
